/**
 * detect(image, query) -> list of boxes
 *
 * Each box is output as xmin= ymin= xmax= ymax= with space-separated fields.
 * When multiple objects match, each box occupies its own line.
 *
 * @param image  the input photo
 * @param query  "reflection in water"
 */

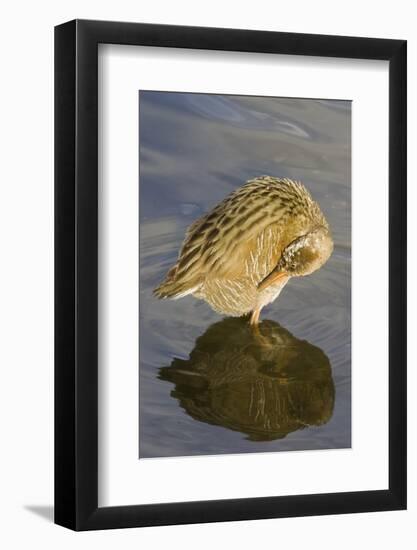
xmin=159 ymin=318 xmax=334 ymax=442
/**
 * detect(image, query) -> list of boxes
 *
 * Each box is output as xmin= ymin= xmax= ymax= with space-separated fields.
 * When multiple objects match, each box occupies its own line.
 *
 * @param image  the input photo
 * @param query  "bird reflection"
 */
xmin=159 ymin=318 xmax=334 ymax=441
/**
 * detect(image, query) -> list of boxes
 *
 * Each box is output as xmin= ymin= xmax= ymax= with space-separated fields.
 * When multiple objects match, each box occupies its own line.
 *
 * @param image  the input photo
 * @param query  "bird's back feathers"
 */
xmin=153 ymin=176 xmax=326 ymax=301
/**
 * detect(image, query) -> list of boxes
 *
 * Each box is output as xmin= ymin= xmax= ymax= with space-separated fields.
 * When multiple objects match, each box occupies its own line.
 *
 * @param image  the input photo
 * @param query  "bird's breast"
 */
xmin=195 ymin=277 xmax=258 ymax=316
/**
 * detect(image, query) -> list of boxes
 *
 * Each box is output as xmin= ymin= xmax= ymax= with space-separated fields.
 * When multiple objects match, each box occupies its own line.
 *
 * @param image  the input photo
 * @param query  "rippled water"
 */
xmin=139 ymin=92 xmax=351 ymax=458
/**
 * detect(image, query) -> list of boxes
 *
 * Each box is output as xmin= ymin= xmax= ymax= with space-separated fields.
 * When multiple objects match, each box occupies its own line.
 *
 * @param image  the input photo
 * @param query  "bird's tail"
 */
xmin=153 ymin=267 xmax=201 ymax=300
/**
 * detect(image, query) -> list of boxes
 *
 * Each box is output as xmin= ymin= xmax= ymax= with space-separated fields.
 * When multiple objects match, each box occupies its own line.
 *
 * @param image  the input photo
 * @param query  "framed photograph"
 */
xmin=55 ymin=19 xmax=406 ymax=530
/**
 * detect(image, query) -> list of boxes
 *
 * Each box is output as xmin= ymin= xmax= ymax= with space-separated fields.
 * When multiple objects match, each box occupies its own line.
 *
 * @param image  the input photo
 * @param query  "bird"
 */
xmin=153 ymin=176 xmax=333 ymax=325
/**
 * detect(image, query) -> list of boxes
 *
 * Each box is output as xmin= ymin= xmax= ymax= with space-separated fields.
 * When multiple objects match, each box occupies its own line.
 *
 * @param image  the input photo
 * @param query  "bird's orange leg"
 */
xmin=249 ymin=309 xmax=272 ymax=346
xmin=250 ymin=308 xmax=261 ymax=326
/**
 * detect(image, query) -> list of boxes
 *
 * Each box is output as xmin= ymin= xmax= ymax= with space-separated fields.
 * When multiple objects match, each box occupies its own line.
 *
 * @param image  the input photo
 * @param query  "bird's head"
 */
xmin=279 ymin=226 xmax=334 ymax=277
xmin=258 ymin=226 xmax=333 ymax=291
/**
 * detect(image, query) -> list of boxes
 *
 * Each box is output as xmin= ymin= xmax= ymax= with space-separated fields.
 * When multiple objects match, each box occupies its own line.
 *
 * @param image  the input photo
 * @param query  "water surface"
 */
xmin=139 ymin=92 xmax=351 ymax=458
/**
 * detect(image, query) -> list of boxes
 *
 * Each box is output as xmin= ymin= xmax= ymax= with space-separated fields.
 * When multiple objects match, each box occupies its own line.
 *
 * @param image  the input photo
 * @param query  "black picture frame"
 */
xmin=55 ymin=19 xmax=407 ymax=531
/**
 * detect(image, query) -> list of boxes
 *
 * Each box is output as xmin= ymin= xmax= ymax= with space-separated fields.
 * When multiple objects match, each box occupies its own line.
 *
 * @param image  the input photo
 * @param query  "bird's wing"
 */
xmin=154 ymin=178 xmax=311 ymax=298
xmin=173 ymin=206 xmax=286 ymax=285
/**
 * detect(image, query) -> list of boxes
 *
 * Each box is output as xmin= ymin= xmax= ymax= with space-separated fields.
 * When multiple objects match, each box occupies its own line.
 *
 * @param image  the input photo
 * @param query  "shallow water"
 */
xmin=139 ymin=92 xmax=351 ymax=458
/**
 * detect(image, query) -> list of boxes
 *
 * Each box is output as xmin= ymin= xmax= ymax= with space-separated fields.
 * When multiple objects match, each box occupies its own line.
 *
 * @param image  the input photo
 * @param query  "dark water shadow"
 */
xmin=159 ymin=318 xmax=334 ymax=442
xmin=24 ymin=505 xmax=54 ymax=522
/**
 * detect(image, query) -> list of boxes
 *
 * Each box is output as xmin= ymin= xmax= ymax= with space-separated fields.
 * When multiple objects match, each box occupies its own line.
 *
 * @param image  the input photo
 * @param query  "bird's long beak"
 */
xmin=257 ymin=270 xmax=289 ymax=292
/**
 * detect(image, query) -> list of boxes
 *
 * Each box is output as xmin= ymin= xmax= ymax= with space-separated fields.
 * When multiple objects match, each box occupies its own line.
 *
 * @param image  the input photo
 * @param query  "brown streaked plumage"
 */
xmin=154 ymin=176 xmax=333 ymax=325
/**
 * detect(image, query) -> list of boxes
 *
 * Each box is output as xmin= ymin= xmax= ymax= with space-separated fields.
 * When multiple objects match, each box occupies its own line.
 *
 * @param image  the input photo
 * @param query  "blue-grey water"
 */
xmin=139 ymin=91 xmax=351 ymax=458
